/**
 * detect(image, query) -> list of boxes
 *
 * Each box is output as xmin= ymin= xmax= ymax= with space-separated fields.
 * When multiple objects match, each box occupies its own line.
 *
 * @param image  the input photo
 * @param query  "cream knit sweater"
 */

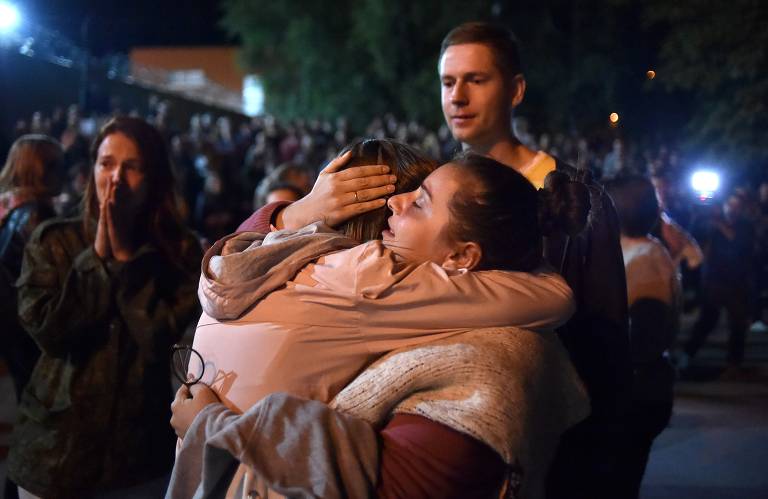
xmin=332 ymin=327 xmax=590 ymax=499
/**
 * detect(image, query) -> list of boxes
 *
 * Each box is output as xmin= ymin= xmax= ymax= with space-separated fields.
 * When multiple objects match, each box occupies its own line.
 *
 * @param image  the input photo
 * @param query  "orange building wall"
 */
xmin=129 ymin=46 xmax=245 ymax=93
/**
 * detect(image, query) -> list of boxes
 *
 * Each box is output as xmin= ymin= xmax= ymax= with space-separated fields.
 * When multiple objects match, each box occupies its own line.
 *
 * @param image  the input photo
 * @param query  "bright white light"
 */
xmin=243 ymin=74 xmax=265 ymax=117
xmin=691 ymin=170 xmax=720 ymax=199
xmin=0 ymin=2 xmax=21 ymax=33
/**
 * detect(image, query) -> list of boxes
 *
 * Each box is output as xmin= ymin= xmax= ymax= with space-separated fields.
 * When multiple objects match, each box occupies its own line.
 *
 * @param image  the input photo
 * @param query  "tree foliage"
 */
xmin=643 ymin=0 xmax=768 ymax=168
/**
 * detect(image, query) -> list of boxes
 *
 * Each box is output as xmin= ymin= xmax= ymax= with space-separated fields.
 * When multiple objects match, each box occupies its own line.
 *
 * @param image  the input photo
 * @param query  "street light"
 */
xmin=0 ymin=1 xmax=21 ymax=33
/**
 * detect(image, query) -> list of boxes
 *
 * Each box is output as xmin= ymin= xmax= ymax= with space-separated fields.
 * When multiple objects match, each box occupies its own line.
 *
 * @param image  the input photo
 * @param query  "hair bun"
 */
xmin=538 ymin=170 xmax=591 ymax=237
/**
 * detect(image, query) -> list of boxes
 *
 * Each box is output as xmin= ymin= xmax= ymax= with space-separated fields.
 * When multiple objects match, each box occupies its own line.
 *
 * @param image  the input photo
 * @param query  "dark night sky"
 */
xmin=17 ymin=0 xmax=233 ymax=55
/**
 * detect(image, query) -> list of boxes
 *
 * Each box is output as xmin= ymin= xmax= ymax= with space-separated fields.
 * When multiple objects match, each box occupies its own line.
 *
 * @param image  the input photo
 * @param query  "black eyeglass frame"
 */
xmin=171 ymin=344 xmax=205 ymax=387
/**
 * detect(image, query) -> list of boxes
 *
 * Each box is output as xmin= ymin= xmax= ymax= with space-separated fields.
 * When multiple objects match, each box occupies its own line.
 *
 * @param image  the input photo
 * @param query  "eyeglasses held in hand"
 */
xmin=171 ymin=344 xmax=205 ymax=387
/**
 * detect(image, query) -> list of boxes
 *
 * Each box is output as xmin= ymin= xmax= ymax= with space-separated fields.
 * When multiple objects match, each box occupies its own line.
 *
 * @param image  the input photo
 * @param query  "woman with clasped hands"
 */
xmin=8 ymin=117 xmax=203 ymax=499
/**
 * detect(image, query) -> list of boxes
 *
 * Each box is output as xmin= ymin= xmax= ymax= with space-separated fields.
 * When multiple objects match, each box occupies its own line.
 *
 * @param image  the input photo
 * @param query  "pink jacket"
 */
xmin=193 ymin=224 xmax=575 ymax=412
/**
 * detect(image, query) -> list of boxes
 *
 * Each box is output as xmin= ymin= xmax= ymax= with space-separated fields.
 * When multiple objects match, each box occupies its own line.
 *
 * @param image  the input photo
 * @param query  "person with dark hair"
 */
xmin=437 ymin=21 xmax=630 ymax=499
xmin=606 ymin=175 xmax=679 ymax=498
xmin=168 ymin=153 xmax=592 ymax=499
xmin=7 ymin=117 xmax=203 ymax=499
xmin=1 ymin=135 xmax=63 ymax=401
xmin=256 ymin=180 xmax=305 ymax=208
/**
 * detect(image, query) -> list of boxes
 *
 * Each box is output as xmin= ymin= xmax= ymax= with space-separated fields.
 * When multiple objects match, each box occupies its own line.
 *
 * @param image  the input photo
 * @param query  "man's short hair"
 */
xmin=440 ymin=22 xmax=523 ymax=81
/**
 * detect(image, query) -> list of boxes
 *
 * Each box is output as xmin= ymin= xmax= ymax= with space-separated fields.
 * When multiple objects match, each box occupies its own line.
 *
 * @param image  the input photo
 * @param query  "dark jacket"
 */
xmin=7 ymin=217 xmax=202 ymax=498
xmin=549 ymin=160 xmax=631 ymax=421
xmin=545 ymin=160 xmax=632 ymax=499
xmin=0 ymin=199 xmax=56 ymax=399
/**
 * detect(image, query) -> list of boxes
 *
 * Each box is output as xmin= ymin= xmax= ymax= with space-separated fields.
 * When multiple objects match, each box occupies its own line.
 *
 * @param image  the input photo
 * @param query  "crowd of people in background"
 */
xmin=2 ymin=101 xmax=713 ymax=234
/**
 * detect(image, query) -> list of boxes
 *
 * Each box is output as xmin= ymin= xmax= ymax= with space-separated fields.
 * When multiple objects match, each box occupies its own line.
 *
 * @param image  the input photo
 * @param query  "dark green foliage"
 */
xmin=643 ymin=0 xmax=768 ymax=169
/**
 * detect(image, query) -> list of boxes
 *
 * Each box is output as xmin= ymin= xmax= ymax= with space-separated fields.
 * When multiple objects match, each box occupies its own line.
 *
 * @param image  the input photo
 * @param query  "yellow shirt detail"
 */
xmin=520 ymin=151 xmax=557 ymax=189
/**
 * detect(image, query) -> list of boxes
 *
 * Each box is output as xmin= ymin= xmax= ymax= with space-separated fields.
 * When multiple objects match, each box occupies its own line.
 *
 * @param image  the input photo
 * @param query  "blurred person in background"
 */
xmin=751 ymin=181 xmax=768 ymax=332
xmin=60 ymin=105 xmax=90 ymax=173
xmin=169 ymin=135 xmax=200 ymax=223
xmin=681 ymin=191 xmax=755 ymax=376
xmin=241 ymin=131 xmax=276 ymax=191
xmin=607 ymin=176 xmax=679 ymax=499
xmin=252 ymin=162 xmax=314 ymax=210
xmin=650 ymin=165 xmax=692 ymax=228
xmin=7 ymin=117 xmax=202 ymax=499
xmin=649 ymin=167 xmax=703 ymax=270
xmin=192 ymin=142 xmax=239 ymax=243
xmin=0 ymin=135 xmax=64 ymax=499
xmin=601 ymin=138 xmax=626 ymax=180
xmin=0 ymin=135 xmax=63 ymax=401
xmin=512 ymin=116 xmax=536 ymax=149
xmin=254 ymin=180 xmax=304 ymax=210
xmin=650 ymin=167 xmax=703 ymax=312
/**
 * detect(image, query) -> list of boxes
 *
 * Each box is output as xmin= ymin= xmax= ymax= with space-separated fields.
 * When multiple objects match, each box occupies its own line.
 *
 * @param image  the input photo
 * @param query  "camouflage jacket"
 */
xmin=7 ymin=217 xmax=202 ymax=498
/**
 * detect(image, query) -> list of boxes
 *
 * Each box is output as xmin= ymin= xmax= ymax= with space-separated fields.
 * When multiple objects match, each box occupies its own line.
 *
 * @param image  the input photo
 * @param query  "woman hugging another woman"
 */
xmin=170 ymin=143 xmax=592 ymax=499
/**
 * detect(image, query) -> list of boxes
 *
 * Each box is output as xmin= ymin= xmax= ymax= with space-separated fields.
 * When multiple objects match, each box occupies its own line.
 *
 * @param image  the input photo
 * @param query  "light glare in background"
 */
xmin=0 ymin=1 xmax=20 ymax=33
xmin=244 ymin=74 xmax=265 ymax=117
xmin=691 ymin=170 xmax=720 ymax=200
